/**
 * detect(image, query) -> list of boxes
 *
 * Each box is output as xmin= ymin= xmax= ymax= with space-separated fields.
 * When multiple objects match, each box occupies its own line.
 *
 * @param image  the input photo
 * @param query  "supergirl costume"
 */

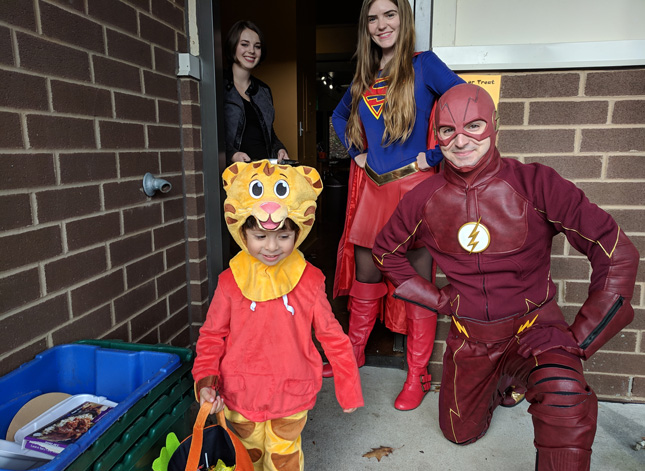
xmin=373 ymin=84 xmax=639 ymax=470
xmin=328 ymin=51 xmax=463 ymax=410
xmin=193 ymin=161 xmax=363 ymax=471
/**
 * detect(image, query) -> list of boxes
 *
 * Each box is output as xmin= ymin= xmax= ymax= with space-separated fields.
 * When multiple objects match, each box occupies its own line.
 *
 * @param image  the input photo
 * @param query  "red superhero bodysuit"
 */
xmin=372 ymin=84 xmax=639 ymax=471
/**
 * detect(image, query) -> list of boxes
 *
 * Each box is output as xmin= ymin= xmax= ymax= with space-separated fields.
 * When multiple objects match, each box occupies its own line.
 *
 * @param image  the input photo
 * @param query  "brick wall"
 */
xmin=431 ymin=68 xmax=645 ymax=402
xmin=0 ymin=0 xmax=207 ymax=375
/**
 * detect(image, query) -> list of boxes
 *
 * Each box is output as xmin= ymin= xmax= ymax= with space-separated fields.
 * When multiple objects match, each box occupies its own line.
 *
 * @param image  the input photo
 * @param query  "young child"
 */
xmin=193 ymin=160 xmax=364 ymax=471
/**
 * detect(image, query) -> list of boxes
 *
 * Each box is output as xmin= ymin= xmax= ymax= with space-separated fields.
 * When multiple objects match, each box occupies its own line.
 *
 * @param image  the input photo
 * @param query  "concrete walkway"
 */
xmin=302 ymin=366 xmax=645 ymax=470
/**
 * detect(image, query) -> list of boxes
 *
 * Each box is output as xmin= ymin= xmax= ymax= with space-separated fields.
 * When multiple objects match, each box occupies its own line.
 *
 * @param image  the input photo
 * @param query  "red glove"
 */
xmin=517 ymin=325 xmax=583 ymax=359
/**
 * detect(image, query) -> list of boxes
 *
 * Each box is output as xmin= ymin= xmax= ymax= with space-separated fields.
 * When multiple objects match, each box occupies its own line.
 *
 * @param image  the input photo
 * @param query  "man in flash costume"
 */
xmin=372 ymin=83 xmax=639 ymax=470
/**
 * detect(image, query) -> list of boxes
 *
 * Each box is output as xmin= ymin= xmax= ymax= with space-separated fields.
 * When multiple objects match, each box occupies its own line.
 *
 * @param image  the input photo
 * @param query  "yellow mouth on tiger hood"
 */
xmin=222 ymin=160 xmax=323 ymax=301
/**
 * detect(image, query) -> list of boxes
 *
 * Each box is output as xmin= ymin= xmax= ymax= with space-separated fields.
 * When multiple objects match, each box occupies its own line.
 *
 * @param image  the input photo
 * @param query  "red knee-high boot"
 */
xmin=322 ymin=280 xmax=387 ymax=378
xmin=394 ymin=304 xmax=437 ymax=410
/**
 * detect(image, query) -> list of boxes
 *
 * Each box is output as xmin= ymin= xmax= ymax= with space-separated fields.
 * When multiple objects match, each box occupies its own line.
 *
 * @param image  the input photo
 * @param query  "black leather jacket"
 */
xmin=223 ymin=70 xmax=286 ymax=163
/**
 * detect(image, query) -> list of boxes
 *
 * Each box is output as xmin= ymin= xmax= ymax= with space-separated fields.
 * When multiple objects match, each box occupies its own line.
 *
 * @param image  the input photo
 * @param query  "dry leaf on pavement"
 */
xmin=362 ymin=446 xmax=399 ymax=461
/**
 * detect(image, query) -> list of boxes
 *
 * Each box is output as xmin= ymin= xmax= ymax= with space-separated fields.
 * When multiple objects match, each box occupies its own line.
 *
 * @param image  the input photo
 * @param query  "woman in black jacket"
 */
xmin=224 ymin=20 xmax=289 ymax=164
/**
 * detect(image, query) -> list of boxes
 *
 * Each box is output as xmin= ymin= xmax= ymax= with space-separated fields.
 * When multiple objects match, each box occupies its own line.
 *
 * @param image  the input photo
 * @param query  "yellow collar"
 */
xmin=229 ymin=250 xmax=307 ymax=302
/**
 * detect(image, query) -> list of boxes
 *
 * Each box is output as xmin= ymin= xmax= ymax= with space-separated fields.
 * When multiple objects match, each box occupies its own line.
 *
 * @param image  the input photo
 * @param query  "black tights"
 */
xmin=354 ymin=245 xmax=433 ymax=284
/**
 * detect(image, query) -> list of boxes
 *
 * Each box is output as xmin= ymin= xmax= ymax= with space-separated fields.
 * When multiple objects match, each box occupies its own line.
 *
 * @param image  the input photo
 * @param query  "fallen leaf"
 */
xmin=362 ymin=446 xmax=399 ymax=461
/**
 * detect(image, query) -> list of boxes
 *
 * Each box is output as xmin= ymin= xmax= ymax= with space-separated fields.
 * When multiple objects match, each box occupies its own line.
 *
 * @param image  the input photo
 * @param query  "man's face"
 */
xmin=438 ymin=120 xmax=491 ymax=169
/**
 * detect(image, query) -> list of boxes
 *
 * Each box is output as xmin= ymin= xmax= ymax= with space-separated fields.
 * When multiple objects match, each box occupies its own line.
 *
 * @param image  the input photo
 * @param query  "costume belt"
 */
xmin=450 ymin=299 xmax=566 ymax=343
xmin=364 ymin=161 xmax=419 ymax=186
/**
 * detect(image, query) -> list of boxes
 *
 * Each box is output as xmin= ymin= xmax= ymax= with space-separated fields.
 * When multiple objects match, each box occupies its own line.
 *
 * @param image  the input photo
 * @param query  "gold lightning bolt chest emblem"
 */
xmin=457 ymin=218 xmax=491 ymax=254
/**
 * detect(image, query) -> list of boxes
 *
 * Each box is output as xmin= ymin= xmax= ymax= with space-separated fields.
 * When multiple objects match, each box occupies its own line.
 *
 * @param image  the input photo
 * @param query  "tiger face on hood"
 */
xmin=222 ymin=160 xmax=323 ymax=253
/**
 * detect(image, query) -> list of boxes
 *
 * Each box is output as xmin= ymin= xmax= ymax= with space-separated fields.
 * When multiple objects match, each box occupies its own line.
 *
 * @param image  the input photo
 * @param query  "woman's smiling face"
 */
xmin=235 ymin=28 xmax=261 ymax=70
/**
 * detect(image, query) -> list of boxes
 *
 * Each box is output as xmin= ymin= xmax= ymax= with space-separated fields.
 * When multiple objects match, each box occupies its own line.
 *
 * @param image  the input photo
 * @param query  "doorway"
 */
xmin=214 ymin=0 xmax=404 ymax=368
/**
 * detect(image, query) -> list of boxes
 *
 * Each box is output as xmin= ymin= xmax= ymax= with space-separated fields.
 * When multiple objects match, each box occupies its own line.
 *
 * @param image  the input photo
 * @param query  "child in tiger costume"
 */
xmin=193 ymin=160 xmax=363 ymax=471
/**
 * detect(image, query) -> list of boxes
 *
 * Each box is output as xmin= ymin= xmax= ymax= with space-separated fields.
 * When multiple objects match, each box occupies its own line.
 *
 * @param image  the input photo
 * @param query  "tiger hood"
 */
xmin=222 ymin=160 xmax=323 ymax=302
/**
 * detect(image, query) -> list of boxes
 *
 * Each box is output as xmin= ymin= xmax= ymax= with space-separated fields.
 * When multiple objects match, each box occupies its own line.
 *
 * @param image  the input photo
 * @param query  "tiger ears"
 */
xmin=222 ymin=162 xmax=246 ymax=192
xmin=294 ymin=166 xmax=323 ymax=197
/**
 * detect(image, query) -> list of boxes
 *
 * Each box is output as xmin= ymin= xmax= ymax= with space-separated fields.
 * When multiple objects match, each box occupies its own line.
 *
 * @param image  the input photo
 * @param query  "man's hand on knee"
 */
xmin=517 ymin=325 xmax=582 ymax=358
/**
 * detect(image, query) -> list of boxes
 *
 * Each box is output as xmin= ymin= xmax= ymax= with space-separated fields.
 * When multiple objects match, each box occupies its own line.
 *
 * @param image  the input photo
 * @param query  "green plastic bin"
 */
xmin=69 ymin=340 xmax=196 ymax=471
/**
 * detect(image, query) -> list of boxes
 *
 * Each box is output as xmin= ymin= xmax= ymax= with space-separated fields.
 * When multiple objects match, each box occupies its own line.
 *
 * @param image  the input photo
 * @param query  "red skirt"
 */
xmin=348 ymin=168 xmax=434 ymax=248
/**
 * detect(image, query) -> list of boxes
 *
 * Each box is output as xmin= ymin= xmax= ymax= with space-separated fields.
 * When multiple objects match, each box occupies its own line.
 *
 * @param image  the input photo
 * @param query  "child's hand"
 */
xmin=343 ymin=408 xmax=357 ymax=414
xmin=199 ymin=387 xmax=225 ymax=414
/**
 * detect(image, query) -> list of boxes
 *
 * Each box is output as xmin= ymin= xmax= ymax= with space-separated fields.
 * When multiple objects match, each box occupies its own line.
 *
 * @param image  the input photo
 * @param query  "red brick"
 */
xmin=144 ymin=69 xmax=178 ymax=100
xmin=59 ymin=152 xmax=117 ymax=183
xmin=138 ymin=329 xmax=159 ymax=344
xmin=550 ymin=256 xmax=590 ymax=281
xmin=131 ymin=299 xmax=167 ymax=340
xmin=498 ymin=129 xmax=575 ymax=154
xmin=160 ymin=151 xmax=182 ymax=173
xmin=0 ymin=226 xmax=62 ymax=271
xmin=99 ymin=121 xmax=145 ymax=149
xmin=47 ymin=0 xmax=85 ymax=12
xmin=0 ymin=69 xmax=48 ymax=110
xmin=606 ymin=209 xmax=645 ymax=234
xmin=607 ymin=155 xmax=645 ymax=179
xmin=51 ymin=80 xmax=112 ymax=117
xmin=106 ymin=28 xmax=152 ymax=68
xmin=156 ymin=264 xmax=186 ymax=296
xmin=87 ymin=0 xmax=137 ymax=34
xmin=188 ymin=239 xmax=206 ymax=260
xmin=158 ymin=100 xmax=180 ymax=125
xmin=152 ymin=0 xmax=185 ymax=30
xmin=114 ymin=92 xmax=156 ymax=122
xmin=0 ymin=339 xmax=47 ymax=377
xmin=584 ymin=351 xmax=645 ymax=376
xmin=52 ymin=305 xmax=113 ymax=344
xmin=159 ymin=309 xmax=190 ymax=341
xmin=0 ymin=154 xmax=56 ymax=190
xmin=0 ymin=295 xmax=68 ymax=351
xmin=163 ymin=197 xmax=184 ymax=221
xmin=0 ymin=25 xmax=13 ymax=66
xmin=103 ymin=181 xmax=148 ymax=210
xmin=114 ymin=280 xmax=156 ymax=322
xmin=154 ymin=220 xmax=184 ymax=249
xmin=166 ymin=242 xmax=186 ymax=268
xmin=182 ymin=151 xmax=203 ymax=172
xmin=45 ymin=246 xmax=107 ymax=293
xmin=0 ymin=193 xmax=32 ymax=231
xmin=0 ymin=1 xmax=36 ymax=30
xmin=180 ymin=79 xmax=199 ymax=101
xmin=125 ymin=252 xmax=164 ymax=288
xmin=17 ymin=32 xmax=90 ymax=81
xmin=28 ymin=115 xmax=96 ymax=149
xmin=564 ymin=281 xmax=589 ymax=304
xmin=612 ymin=100 xmax=645 ymax=125
xmin=631 ymin=376 xmax=645 ymax=399
xmin=176 ymin=33 xmax=187 ymax=54
xmin=185 ymin=172 xmax=203 ymax=194
xmin=40 ymin=2 xmax=104 ymax=53
xmin=524 ymin=155 xmax=602 ymax=180
xmin=119 ymin=152 xmax=160 ymax=177
xmin=0 ymin=111 xmax=23 ymax=148
xmin=585 ymin=373 xmax=630 ymax=398
xmin=169 ymin=285 xmax=189 ymax=313
xmin=501 ymin=73 xmax=581 ymax=98
xmin=139 ymin=14 xmax=176 ymax=50
xmin=154 ymin=46 xmax=177 ymax=75
xmin=581 ymin=128 xmax=645 ymax=153
xmin=497 ymin=101 xmax=524 ymax=126
xmin=123 ymin=203 xmax=163 ymax=233
xmin=66 ymin=212 xmax=121 ymax=250
xmin=182 ymin=127 xmax=201 ymax=149
xmin=92 ymin=56 xmax=142 ymax=92
xmin=189 ymin=259 xmax=207 ymax=281
xmin=71 ymin=270 xmax=124 ymax=315
xmin=601 ymin=330 xmax=638 ymax=353
xmin=185 ymin=194 xmax=205 ymax=219
xmin=123 ymin=0 xmax=150 ymax=12
xmin=148 ymin=124 xmax=181 ymax=149
xmin=586 ymin=69 xmax=645 ymax=97
xmin=36 ymin=185 xmax=101 ymax=223
xmin=576 ymin=182 xmax=644 ymax=206
xmin=109 ymin=232 xmax=153 ymax=266
xmin=0 ymin=268 xmax=40 ymax=312
xmin=529 ymin=101 xmax=609 ymax=125
xmin=181 ymin=103 xmax=201 ymax=126
xmin=186 ymin=216 xmax=205 ymax=238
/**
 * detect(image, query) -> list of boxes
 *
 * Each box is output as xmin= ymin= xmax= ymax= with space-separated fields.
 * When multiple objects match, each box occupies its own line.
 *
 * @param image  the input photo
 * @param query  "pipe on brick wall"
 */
xmin=142 ymin=173 xmax=172 ymax=197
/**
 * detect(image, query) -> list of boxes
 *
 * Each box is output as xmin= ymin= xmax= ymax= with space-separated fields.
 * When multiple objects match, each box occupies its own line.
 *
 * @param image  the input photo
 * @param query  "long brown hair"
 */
xmin=345 ymin=0 xmax=416 ymax=150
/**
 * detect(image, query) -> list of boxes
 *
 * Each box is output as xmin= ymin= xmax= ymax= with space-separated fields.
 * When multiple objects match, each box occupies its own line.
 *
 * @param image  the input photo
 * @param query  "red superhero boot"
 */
xmin=394 ymin=303 xmax=437 ymax=410
xmin=322 ymin=280 xmax=388 ymax=377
